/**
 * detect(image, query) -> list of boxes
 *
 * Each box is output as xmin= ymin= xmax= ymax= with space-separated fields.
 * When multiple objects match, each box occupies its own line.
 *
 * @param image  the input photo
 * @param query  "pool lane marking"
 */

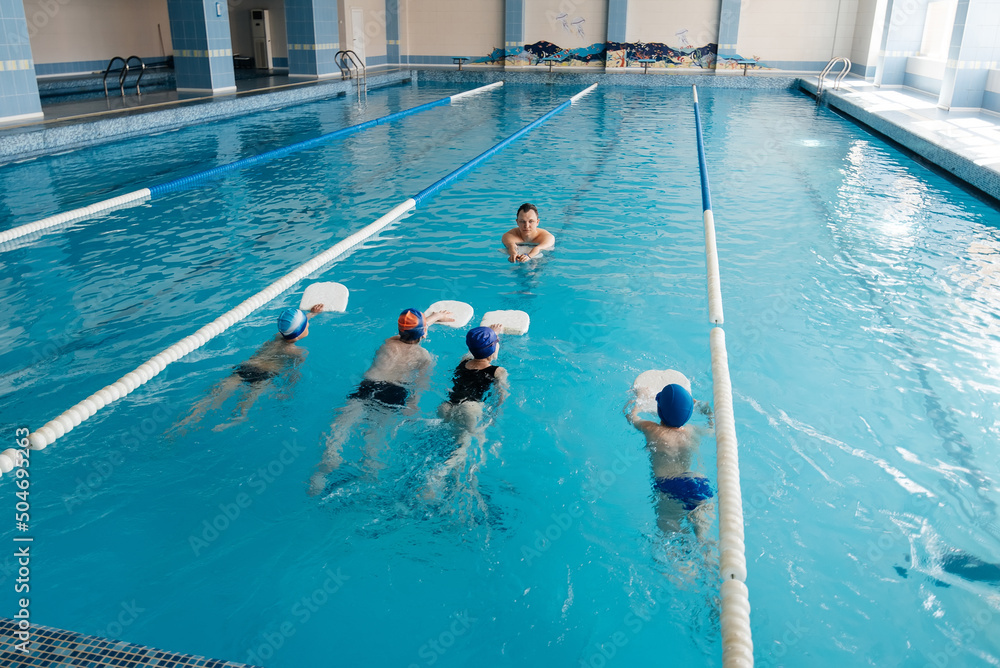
xmin=692 ymin=86 xmax=724 ymax=327
xmin=693 ymin=85 xmax=754 ymax=668
xmin=412 ymin=83 xmax=597 ymax=206
xmin=24 ymin=83 xmax=598 ymax=455
xmin=0 ymin=81 xmax=505 ymax=249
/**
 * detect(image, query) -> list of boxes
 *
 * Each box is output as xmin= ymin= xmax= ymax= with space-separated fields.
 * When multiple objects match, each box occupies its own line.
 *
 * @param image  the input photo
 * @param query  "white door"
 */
xmin=351 ymin=8 xmax=365 ymax=64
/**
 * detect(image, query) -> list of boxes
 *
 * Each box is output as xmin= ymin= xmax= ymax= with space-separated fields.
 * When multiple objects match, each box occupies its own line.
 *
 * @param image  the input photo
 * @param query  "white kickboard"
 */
xmin=300 ymin=282 xmax=349 ymax=312
xmin=633 ymin=369 xmax=692 ymax=413
xmin=499 ymin=244 xmax=543 ymax=259
xmin=426 ymin=300 xmax=474 ymax=328
xmin=480 ymin=310 xmax=530 ymax=335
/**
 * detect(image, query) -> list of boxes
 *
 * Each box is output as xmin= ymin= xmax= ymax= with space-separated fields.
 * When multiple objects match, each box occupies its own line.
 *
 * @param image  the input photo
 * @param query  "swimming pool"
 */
xmin=1 ymin=80 xmax=999 ymax=667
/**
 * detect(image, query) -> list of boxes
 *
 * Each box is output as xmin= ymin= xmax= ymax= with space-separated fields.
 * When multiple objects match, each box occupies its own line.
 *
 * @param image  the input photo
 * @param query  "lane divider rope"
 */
xmin=0 ymin=82 xmax=504 ymax=248
xmin=693 ymin=85 xmax=753 ymax=668
xmin=24 ymin=82 xmax=598 ymax=455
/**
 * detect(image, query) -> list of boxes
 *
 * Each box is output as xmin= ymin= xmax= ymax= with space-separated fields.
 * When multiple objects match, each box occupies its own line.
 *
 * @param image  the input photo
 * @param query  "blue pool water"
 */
xmin=1 ymin=81 xmax=999 ymax=667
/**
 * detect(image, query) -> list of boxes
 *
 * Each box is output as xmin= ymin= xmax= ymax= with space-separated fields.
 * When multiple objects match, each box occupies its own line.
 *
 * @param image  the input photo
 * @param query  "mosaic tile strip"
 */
xmin=0 ymin=618 xmax=259 ymax=668
xmin=416 ymin=68 xmax=800 ymax=90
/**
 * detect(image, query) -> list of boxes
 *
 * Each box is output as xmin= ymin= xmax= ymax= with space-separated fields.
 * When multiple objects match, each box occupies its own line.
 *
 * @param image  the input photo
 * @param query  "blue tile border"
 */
xmin=36 ymin=57 xmax=172 ymax=76
xmin=0 ymin=70 xmax=413 ymax=165
xmin=800 ymin=77 xmax=1000 ymax=203
xmin=0 ymin=618 xmax=258 ymax=667
xmin=903 ymin=70 xmax=942 ymax=96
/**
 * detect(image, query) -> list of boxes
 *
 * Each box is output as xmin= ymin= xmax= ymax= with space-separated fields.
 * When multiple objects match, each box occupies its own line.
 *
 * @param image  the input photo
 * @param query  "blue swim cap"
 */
xmin=466 ymin=326 xmax=498 ymax=359
xmin=656 ymin=384 xmax=693 ymax=427
xmin=277 ymin=308 xmax=308 ymax=340
xmin=397 ymin=309 xmax=426 ymax=341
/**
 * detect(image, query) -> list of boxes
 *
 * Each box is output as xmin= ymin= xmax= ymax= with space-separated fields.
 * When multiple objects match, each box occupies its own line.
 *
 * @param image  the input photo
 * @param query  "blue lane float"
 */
xmin=0 ymin=82 xmax=504 ymax=248
xmin=25 ymin=82 xmax=597 ymax=455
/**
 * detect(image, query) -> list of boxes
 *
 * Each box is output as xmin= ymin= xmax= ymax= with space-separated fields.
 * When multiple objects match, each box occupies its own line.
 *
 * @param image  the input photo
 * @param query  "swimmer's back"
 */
xmin=363 ymin=337 xmax=432 ymax=384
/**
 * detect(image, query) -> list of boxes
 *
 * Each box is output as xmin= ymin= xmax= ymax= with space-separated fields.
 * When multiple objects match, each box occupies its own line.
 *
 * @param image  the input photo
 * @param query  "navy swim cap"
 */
xmin=398 ymin=309 xmax=426 ymax=341
xmin=466 ymin=326 xmax=498 ymax=359
xmin=277 ymin=308 xmax=308 ymax=340
xmin=656 ymin=384 xmax=693 ymax=427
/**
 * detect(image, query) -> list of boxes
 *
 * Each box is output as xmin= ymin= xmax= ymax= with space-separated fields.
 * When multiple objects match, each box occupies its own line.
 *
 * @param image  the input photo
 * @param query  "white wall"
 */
xmin=26 ymin=0 xmax=172 ymax=66
xmin=524 ymin=0 xmax=607 ymax=47
xmin=625 ymin=0 xmax=719 ymax=47
xmin=737 ymin=0 xmax=858 ymax=65
xmin=228 ymin=1 xmax=288 ymax=63
xmin=402 ymin=0 xmax=503 ymax=59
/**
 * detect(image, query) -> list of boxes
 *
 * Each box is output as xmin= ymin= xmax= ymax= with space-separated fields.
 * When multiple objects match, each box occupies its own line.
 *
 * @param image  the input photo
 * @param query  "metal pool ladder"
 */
xmin=335 ymin=50 xmax=367 ymax=100
xmin=103 ymin=55 xmax=146 ymax=97
xmin=817 ymin=56 xmax=851 ymax=95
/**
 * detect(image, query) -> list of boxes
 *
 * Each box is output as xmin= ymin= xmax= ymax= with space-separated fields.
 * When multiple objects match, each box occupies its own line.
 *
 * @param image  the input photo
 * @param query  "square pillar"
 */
xmin=939 ymin=0 xmax=1000 ymax=110
xmin=386 ymin=0 xmax=401 ymax=65
xmin=718 ymin=0 xmax=743 ymax=59
xmin=167 ymin=0 xmax=236 ymax=93
xmin=0 ymin=2 xmax=43 ymax=124
xmin=504 ymin=0 xmax=524 ymax=68
xmin=874 ymin=0 xmax=931 ymax=87
xmin=285 ymin=0 xmax=341 ymax=79
xmin=605 ymin=0 xmax=627 ymax=67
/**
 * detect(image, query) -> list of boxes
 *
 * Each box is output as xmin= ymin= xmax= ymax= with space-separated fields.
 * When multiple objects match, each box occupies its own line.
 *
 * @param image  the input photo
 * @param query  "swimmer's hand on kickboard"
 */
xmin=480 ymin=310 xmax=529 ymax=335
xmin=426 ymin=301 xmax=474 ymax=328
xmin=500 ymin=244 xmax=543 ymax=262
xmin=300 ymin=282 xmax=349 ymax=312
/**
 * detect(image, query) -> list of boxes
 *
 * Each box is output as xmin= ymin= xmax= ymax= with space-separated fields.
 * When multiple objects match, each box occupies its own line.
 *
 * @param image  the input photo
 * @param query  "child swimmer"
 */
xmin=626 ymin=383 xmax=715 ymax=540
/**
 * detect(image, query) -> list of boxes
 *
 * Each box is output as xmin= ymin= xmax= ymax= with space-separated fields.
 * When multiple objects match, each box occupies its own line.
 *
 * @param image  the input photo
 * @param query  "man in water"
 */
xmin=502 ymin=202 xmax=555 ymax=263
xmin=626 ymin=383 xmax=714 ymax=539
xmin=309 ymin=307 xmax=454 ymax=495
xmin=175 ymin=304 xmax=324 ymax=433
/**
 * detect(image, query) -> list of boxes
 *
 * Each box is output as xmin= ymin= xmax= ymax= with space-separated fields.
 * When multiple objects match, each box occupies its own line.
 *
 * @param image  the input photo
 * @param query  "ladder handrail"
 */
xmin=120 ymin=55 xmax=146 ymax=96
xmin=102 ymin=57 xmax=127 ymax=97
xmin=817 ymin=56 xmax=851 ymax=94
xmin=338 ymin=50 xmax=367 ymax=100
xmin=335 ymin=50 xmax=353 ymax=78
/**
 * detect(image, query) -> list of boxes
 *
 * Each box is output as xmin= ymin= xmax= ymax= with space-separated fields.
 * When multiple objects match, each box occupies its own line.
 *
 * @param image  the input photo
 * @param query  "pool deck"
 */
xmin=798 ymin=76 xmax=1000 ymax=203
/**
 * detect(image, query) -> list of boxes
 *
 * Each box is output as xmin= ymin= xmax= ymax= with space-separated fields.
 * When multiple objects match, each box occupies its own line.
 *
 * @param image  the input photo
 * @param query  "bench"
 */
xmin=542 ymin=56 xmax=563 ymax=72
xmin=735 ymin=58 xmax=756 ymax=76
xmin=452 ymin=57 xmax=469 ymax=71
xmin=635 ymin=58 xmax=656 ymax=74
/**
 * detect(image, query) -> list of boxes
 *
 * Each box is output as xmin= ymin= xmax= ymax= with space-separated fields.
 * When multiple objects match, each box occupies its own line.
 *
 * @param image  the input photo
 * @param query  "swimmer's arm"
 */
xmin=494 ymin=366 xmax=509 ymax=404
xmin=424 ymin=310 xmax=455 ymax=328
xmin=501 ymin=229 xmax=528 ymax=262
xmin=404 ymin=352 xmax=434 ymax=416
xmin=526 ymin=229 xmax=555 ymax=257
xmin=624 ymin=397 xmax=652 ymax=431
xmin=696 ymin=399 xmax=714 ymax=427
xmin=306 ymin=303 xmax=324 ymax=318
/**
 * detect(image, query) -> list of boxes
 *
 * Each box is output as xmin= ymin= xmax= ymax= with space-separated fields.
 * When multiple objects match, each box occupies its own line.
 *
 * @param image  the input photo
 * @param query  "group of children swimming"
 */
xmin=179 ymin=203 xmax=714 ymax=536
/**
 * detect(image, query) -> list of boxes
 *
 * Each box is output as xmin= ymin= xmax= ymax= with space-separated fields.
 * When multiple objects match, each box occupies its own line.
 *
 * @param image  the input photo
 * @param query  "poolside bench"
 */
xmin=635 ymin=58 xmax=656 ymax=74
xmin=452 ymin=57 xmax=469 ymax=71
xmin=735 ymin=58 xmax=756 ymax=76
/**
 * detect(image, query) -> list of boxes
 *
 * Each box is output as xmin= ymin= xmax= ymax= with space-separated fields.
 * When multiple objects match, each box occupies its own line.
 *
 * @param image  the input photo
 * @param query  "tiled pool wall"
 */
xmin=0 ymin=618 xmax=258 ymax=668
